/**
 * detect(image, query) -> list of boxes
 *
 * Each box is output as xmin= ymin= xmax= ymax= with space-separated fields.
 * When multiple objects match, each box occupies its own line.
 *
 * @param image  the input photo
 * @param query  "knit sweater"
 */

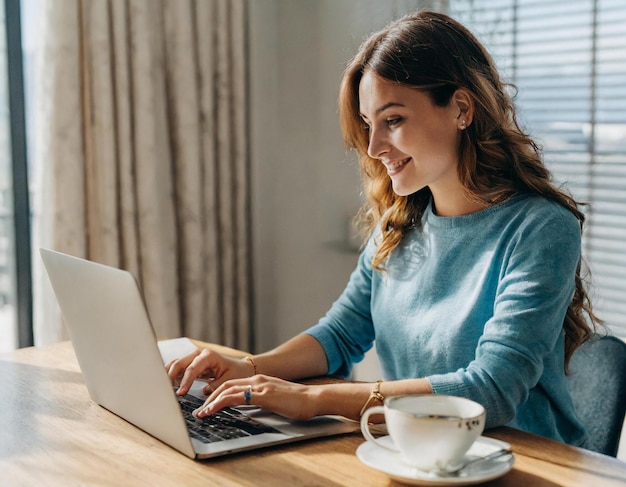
xmin=305 ymin=193 xmax=588 ymax=446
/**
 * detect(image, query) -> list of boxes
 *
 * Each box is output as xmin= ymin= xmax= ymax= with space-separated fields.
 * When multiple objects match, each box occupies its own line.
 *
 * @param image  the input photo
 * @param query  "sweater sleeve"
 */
xmin=303 ymin=238 xmax=376 ymax=378
xmin=428 ymin=206 xmax=581 ymax=428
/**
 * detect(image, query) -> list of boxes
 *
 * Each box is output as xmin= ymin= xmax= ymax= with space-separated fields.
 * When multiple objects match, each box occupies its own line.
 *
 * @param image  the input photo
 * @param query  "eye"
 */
xmin=385 ymin=116 xmax=404 ymax=127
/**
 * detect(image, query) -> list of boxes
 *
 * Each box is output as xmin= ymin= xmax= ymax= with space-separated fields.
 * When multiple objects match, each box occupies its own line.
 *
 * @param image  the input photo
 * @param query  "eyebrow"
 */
xmin=360 ymin=102 xmax=406 ymax=119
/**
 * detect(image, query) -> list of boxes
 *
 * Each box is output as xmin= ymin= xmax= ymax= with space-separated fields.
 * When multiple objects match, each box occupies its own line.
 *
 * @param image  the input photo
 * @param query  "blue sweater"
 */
xmin=305 ymin=193 xmax=588 ymax=446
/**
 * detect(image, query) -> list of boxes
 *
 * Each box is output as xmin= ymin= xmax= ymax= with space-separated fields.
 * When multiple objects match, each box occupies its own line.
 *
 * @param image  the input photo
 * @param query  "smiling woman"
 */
xmin=168 ymin=9 xmax=604 ymax=452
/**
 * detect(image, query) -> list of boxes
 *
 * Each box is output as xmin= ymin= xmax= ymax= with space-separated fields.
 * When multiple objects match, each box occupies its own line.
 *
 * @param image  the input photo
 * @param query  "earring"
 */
xmin=460 ymin=120 xmax=467 ymax=130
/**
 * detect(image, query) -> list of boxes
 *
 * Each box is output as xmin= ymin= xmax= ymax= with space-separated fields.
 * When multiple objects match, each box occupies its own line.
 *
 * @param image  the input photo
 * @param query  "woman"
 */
xmin=167 ymin=11 xmax=600 ymax=446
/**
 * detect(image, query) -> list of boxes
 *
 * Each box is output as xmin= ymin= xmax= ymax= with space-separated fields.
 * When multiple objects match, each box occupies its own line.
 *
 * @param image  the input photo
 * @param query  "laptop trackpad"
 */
xmin=243 ymin=408 xmax=357 ymax=436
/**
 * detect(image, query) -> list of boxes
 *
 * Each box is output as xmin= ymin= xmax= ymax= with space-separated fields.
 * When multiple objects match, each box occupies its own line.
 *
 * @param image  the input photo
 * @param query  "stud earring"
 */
xmin=460 ymin=120 xmax=467 ymax=130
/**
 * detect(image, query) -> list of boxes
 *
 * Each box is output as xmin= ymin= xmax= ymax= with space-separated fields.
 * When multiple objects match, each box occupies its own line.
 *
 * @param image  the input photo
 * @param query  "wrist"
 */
xmin=307 ymin=384 xmax=328 ymax=418
xmin=315 ymin=382 xmax=381 ymax=421
xmin=358 ymin=381 xmax=387 ymax=425
xmin=242 ymin=355 xmax=257 ymax=377
xmin=359 ymin=380 xmax=384 ymax=418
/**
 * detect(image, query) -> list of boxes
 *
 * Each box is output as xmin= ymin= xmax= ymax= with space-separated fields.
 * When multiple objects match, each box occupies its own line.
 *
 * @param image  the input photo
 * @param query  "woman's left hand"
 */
xmin=192 ymin=375 xmax=319 ymax=420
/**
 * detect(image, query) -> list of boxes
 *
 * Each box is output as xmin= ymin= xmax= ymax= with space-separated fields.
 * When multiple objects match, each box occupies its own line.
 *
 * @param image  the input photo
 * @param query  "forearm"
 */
xmin=250 ymin=334 xmax=435 ymax=420
xmin=248 ymin=333 xmax=329 ymax=381
xmin=314 ymin=378 xmax=433 ymax=421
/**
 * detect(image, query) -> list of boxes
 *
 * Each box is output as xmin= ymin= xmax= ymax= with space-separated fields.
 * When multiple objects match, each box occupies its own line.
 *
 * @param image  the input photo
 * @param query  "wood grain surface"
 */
xmin=1 ymin=341 xmax=625 ymax=486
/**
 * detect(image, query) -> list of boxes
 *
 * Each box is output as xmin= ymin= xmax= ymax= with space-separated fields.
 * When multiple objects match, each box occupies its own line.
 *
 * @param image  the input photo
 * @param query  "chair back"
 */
xmin=567 ymin=335 xmax=626 ymax=457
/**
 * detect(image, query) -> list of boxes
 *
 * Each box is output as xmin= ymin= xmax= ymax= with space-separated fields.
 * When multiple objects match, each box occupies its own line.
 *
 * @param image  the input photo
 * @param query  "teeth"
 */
xmin=387 ymin=158 xmax=410 ymax=170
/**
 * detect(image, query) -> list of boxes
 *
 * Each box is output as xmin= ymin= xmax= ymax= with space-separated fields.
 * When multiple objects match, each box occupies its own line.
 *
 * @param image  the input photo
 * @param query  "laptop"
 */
xmin=40 ymin=248 xmax=358 ymax=459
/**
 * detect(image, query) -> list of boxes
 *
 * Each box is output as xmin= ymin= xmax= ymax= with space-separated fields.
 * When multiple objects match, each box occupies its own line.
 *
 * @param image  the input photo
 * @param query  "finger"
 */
xmin=165 ymin=349 xmax=201 ymax=383
xmin=166 ymin=359 xmax=188 ymax=385
xmin=204 ymin=376 xmax=255 ymax=401
xmin=195 ymin=379 xmax=253 ymax=415
xmin=177 ymin=350 xmax=215 ymax=395
xmin=200 ymin=371 xmax=236 ymax=395
xmin=166 ymin=362 xmax=186 ymax=386
xmin=194 ymin=384 xmax=258 ymax=418
xmin=195 ymin=355 xmax=248 ymax=395
xmin=201 ymin=380 xmax=234 ymax=405
xmin=202 ymin=381 xmax=216 ymax=396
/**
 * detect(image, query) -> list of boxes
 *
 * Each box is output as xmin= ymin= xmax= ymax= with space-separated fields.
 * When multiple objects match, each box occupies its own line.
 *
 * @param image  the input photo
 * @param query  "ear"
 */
xmin=452 ymin=88 xmax=474 ymax=130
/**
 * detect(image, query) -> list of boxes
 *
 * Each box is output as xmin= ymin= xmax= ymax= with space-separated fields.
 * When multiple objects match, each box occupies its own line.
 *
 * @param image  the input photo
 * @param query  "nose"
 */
xmin=366 ymin=126 xmax=390 ymax=159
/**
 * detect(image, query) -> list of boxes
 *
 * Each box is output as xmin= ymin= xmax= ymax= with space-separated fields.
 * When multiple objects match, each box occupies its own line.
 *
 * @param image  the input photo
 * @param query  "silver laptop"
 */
xmin=40 ymin=248 xmax=357 ymax=459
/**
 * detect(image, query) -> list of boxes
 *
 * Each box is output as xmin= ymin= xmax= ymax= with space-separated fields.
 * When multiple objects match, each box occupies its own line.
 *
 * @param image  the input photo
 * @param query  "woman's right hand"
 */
xmin=165 ymin=348 xmax=253 ymax=396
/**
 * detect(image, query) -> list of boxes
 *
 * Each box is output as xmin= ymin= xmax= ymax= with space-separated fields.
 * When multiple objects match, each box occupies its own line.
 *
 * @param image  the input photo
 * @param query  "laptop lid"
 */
xmin=40 ymin=249 xmax=357 ymax=459
xmin=40 ymin=248 xmax=197 ymax=458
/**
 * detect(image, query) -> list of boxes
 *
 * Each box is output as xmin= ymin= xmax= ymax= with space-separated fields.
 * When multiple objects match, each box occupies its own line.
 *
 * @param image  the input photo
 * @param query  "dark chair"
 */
xmin=567 ymin=335 xmax=626 ymax=457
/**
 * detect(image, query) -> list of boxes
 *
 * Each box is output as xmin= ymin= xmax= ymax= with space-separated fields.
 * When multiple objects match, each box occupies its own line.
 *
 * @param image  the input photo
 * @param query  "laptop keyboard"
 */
xmin=178 ymin=393 xmax=280 ymax=444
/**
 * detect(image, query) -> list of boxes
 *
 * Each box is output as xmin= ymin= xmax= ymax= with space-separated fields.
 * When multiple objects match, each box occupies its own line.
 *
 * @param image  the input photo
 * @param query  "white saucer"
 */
xmin=356 ymin=436 xmax=514 ymax=486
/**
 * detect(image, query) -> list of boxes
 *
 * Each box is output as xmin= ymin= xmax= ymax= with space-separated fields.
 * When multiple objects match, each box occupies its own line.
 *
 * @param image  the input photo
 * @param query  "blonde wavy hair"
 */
xmin=338 ymin=11 xmax=601 ymax=369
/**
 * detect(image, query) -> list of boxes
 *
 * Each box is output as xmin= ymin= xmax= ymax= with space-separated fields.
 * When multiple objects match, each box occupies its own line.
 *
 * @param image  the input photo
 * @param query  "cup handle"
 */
xmin=360 ymin=406 xmax=399 ymax=453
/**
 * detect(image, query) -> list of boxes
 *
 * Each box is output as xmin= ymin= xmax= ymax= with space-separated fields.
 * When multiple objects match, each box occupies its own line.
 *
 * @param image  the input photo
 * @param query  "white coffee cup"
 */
xmin=361 ymin=394 xmax=486 ymax=472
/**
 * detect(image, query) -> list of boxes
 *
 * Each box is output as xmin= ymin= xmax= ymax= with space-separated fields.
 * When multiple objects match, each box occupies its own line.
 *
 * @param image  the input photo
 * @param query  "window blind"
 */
xmin=449 ymin=0 xmax=626 ymax=338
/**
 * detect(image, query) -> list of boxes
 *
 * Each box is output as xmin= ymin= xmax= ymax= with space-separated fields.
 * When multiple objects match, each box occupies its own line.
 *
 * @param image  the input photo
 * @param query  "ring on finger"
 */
xmin=244 ymin=385 xmax=253 ymax=405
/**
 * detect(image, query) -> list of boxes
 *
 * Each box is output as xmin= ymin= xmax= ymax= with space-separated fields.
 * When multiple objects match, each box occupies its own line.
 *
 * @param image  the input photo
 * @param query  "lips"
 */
xmin=384 ymin=157 xmax=411 ymax=173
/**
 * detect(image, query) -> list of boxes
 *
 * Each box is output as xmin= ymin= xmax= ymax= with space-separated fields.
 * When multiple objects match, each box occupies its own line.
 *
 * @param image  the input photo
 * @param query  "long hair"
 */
xmin=338 ymin=11 xmax=601 ymax=370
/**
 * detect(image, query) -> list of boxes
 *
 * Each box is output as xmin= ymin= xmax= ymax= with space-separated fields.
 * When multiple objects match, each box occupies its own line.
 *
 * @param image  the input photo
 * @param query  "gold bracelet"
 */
xmin=359 ymin=380 xmax=384 ymax=418
xmin=243 ymin=356 xmax=257 ymax=376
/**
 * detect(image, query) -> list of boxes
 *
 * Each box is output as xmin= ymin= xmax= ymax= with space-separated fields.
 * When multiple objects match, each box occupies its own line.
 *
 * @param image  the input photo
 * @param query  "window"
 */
xmin=450 ymin=0 xmax=626 ymax=338
xmin=0 ymin=0 xmax=32 ymax=352
xmin=0 ymin=0 xmax=17 ymax=352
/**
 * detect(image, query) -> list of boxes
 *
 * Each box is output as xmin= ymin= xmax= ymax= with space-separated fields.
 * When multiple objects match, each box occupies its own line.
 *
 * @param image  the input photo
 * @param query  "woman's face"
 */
xmin=358 ymin=71 xmax=466 ymax=212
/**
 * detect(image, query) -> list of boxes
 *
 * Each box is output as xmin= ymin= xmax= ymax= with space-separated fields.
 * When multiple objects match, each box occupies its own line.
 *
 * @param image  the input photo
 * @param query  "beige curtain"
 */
xmin=34 ymin=0 xmax=253 ymax=351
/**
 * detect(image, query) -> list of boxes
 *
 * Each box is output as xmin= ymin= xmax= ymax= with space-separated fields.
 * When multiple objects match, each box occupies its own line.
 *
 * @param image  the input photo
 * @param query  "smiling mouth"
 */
xmin=385 ymin=157 xmax=411 ymax=172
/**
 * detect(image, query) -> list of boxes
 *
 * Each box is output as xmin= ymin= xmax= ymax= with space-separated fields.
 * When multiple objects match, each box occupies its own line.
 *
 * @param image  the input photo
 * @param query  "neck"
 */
xmin=430 ymin=192 xmax=489 ymax=217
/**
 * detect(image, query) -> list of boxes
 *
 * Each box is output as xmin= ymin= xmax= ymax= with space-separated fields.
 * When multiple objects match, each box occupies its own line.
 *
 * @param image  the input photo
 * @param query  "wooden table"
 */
xmin=1 ymin=340 xmax=626 ymax=486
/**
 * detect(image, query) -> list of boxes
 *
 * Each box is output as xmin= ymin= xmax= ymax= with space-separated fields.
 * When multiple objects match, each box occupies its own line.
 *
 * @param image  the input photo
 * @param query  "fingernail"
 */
xmin=194 ymin=405 xmax=211 ymax=417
